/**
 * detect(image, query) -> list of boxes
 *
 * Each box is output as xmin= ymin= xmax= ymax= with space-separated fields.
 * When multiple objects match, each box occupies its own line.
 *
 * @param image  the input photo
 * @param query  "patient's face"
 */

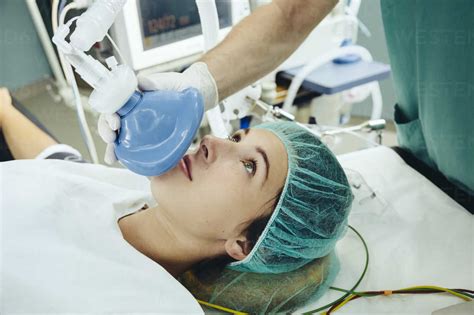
xmin=150 ymin=128 xmax=287 ymax=242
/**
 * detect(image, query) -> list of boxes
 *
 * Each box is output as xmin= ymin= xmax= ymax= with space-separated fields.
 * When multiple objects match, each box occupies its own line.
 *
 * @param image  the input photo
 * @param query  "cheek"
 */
xmin=211 ymin=169 xmax=260 ymax=215
xmin=150 ymin=161 xmax=256 ymax=231
xmin=197 ymin=165 xmax=245 ymax=205
xmin=192 ymin=165 xmax=251 ymax=220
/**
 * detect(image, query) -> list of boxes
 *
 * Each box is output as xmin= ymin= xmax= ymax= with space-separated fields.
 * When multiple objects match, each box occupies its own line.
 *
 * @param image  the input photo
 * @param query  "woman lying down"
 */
xmin=0 ymin=88 xmax=353 ymax=313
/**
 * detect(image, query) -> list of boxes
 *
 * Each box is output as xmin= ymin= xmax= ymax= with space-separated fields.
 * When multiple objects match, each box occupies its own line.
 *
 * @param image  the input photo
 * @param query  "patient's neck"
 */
xmin=118 ymin=205 xmax=225 ymax=277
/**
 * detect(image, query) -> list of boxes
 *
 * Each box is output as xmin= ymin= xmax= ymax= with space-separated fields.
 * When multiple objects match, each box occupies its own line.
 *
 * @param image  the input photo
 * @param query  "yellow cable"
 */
xmin=328 ymin=285 xmax=472 ymax=314
xmin=397 ymin=286 xmax=471 ymax=301
xmin=329 ymin=294 xmax=358 ymax=313
xmin=198 ymin=286 xmax=470 ymax=314
xmin=197 ymin=299 xmax=248 ymax=315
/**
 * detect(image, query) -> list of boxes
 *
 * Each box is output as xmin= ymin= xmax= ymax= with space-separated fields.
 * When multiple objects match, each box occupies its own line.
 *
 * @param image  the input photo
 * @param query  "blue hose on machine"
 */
xmin=240 ymin=116 xmax=252 ymax=129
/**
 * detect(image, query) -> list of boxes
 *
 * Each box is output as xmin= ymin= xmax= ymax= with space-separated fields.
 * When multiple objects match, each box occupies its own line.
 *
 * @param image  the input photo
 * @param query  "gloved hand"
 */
xmin=98 ymin=113 xmax=120 ymax=165
xmin=97 ymin=62 xmax=218 ymax=165
xmin=137 ymin=62 xmax=219 ymax=111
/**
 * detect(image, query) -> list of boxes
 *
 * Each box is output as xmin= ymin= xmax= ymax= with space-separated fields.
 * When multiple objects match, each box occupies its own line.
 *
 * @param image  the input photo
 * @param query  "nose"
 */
xmin=199 ymin=135 xmax=232 ymax=164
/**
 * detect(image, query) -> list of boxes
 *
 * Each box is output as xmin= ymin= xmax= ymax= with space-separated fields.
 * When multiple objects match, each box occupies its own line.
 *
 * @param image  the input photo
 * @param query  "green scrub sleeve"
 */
xmin=381 ymin=0 xmax=474 ymax=194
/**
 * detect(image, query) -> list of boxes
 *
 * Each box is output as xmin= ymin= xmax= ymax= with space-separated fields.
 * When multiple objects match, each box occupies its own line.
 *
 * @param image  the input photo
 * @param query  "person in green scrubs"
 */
xmin=381 ymin=0 xmax=473 ymax=198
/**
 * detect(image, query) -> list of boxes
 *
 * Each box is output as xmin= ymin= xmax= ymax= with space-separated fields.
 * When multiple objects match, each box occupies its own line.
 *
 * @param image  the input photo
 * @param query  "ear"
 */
xmin=224 ymin=237 xmax=253 ymax=261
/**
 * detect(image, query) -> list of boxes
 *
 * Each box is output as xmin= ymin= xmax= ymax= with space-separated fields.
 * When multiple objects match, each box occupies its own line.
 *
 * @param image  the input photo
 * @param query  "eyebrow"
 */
xmin=256 ymin=146 xmax=270 ymax=183
xmin=241 ymin=129 xmax=270 ymax=183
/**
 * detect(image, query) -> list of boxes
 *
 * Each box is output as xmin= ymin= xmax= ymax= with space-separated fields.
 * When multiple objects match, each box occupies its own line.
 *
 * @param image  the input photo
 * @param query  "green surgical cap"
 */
xmin=228 ymin=121 xmax=353 ymax=274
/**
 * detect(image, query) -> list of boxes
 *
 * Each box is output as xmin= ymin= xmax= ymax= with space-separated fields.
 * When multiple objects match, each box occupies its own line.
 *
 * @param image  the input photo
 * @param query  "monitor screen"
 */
xmin=138 ymin=0 xmax=233 ymax=51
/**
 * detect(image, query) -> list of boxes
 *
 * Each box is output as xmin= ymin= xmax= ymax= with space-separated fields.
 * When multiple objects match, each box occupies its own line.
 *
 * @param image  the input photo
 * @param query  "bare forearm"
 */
xmin=2 ymin=103 xmax=57 ymax=159
xmin=201 ymin=0 xmax=337 ymax=100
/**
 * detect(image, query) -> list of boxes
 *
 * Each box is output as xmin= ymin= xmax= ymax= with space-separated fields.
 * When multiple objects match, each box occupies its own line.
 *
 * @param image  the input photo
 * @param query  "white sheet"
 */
xmin=1 ymin=148 xmax=471 ymax=314
xmin=299 ymin=146 xmax=473 ymax=314
xmin=0 ymin=160 xmax=203 ymax=314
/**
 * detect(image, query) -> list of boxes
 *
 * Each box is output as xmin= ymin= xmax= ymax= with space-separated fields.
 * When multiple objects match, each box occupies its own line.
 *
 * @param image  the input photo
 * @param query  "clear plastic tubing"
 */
xmin=70 ymin=0 xmax=126 ymax=51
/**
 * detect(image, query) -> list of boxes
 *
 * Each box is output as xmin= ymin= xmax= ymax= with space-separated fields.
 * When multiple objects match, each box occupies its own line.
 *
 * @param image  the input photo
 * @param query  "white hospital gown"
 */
xmin=0 ymin=159 xmax=203 ymax=314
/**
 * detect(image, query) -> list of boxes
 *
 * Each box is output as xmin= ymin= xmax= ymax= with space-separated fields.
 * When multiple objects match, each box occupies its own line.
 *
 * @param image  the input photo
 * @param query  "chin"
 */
xmin=151 ymin=164 xmax=179 ymax=181
xmin=149 ymin=176 xmax=163 ymax=195
xmin=149 ymin=167 xmax=177 ymax=198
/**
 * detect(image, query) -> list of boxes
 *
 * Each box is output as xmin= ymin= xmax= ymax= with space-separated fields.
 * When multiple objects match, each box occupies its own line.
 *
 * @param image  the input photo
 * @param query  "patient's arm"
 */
xmin=0 ymin=88 xmax=57 ymax=159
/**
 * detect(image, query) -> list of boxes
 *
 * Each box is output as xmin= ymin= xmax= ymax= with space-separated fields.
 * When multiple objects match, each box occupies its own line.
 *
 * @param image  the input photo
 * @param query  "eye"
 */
xmin=228 ymin=134 xmax=241 ymax=143
xmin=242 ymin=160 xmax=257 ymax=176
